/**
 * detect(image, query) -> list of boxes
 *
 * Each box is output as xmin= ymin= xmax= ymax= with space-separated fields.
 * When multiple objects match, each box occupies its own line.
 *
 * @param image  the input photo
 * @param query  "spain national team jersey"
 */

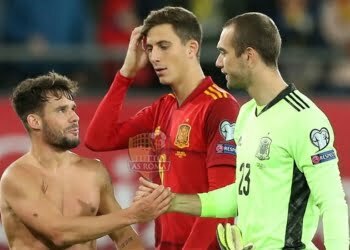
xmin=150 ymin=76 xmax=238 ymax=248
xmin=85 ymin=72 xmax=240 ymax=249
xmin=232 ymin=84 xmax=348 ymax=249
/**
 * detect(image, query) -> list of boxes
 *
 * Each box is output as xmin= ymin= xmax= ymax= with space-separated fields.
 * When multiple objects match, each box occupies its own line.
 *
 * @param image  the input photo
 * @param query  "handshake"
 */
xmin=134 ymin=177 xmax=254 ymax=249
xmin=129 ymin=177 xmax=174 ymax=224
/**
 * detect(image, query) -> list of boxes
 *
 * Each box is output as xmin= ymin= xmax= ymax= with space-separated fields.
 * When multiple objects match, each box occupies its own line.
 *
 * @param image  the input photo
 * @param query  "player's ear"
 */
xmin=245 ymin=47 xmax=258 ymax=68
xmin=27 ymin=113 xmax=42 ymax=130
xmin=187 ymin=40 xmax=199 ymax=59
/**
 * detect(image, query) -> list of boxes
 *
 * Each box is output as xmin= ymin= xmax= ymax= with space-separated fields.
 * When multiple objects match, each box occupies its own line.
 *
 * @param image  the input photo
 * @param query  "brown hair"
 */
xmin=224 ymin=12 xmax=282 ymax=67
xmin=11 ymin=72 xmax=78 ymax=130
xmin=141 ymin=6 xmax=202 ymax=57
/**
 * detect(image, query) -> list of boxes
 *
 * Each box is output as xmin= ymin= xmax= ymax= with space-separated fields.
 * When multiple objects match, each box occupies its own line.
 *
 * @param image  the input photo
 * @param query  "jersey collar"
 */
xmin=177 ymin=76 xmax=214 ymax=107
xmin=255 ymin=83 xmax=296 ymax=117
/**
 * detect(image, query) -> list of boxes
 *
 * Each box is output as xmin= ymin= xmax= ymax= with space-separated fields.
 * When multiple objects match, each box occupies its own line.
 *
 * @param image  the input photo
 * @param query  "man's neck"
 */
xmin=248 ymin=67 xmax=288 ymax=106
xmin=171 ymin=64 xmax=205 ymax=106
xmin=30 ymin=140 xmax=70 ymax=169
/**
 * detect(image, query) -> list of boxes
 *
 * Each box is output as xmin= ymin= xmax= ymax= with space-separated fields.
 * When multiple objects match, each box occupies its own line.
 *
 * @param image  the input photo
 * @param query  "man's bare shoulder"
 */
xmin=70 ymin=152 xmax=110 ymax=179
xmin=0 ymin=154 xmax=39 ymax=197
xmin=71 ymin=152 xmax=104 ymax=170
xmin=1 ymin=154 xmax=36 ymax=182
xmin=71 ymin=153 xmax=112 ymax=189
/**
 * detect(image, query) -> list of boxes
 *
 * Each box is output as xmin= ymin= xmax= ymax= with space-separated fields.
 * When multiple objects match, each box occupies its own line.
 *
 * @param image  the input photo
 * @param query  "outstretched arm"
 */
xmin=0 ymin=166 xmax=171 ymax=248
xmin=182 ymin=95 xmax=239 ymax=248
xmin=97 ymin=164 xmax=144 ymax=250
xmin=182 ymin=167 xmax=234 ymax=248
xmin=136 ymin=177 xmax=237 ymax=218
xmin=135 ymin=177 xmax=201 ymax=215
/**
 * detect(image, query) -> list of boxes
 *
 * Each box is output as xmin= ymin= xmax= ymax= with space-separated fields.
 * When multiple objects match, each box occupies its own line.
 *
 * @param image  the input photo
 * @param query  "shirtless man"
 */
xmin=0 ymin=72 xmax=172 ymax=250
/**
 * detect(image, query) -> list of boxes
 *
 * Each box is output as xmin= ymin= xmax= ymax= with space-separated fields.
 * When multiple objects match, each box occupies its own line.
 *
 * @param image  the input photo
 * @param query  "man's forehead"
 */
xmin=221 ymin=26 xmax=234 ymax=40
xmin=46 ymin=94 xmax=75 ymax=106
xmin=218 ymin=27 xmax=234 ymax=47
xmin=146 ymin=24 xmax=178 ymax=44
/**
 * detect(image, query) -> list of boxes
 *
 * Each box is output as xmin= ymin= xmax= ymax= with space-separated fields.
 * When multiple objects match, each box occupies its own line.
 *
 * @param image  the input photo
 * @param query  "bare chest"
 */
xmin=41 ymin=173 xmax=100 ymax=216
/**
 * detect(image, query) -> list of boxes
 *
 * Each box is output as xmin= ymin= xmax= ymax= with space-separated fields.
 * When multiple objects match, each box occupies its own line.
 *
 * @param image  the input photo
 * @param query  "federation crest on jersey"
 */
xmin=219 ymin=121 xmax=235 ymax=141
xmin=256 ymin=137 xmax=272 ymax=160
xmin=310 ymin=127 xmax=330 ymax=151
xmin=174 ymin=124 xmax=191 ymax=148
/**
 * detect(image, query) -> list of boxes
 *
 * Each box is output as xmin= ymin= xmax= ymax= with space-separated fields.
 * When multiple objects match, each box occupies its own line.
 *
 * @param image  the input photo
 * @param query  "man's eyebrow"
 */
xmin=146 ymin=40 xmax=171 ymax=47
xmin=55 ymin=104 xmax=68 ymax=110
xmin=55 ymin=103 xmax=76 ymax=110
xmin=217 ymin=47 xmax=227 ymax=53
xmin=157 ymin=40 xmax=171 ymax=45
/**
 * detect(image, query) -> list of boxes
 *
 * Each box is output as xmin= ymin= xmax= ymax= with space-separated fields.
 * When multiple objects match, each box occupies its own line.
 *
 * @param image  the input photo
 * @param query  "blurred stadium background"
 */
xmin=0 ymin=0 xmax=349 ymax=249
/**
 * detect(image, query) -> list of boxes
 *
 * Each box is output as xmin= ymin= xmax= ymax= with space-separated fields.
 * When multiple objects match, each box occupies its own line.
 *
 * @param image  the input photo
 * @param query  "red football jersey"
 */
xmin=85 ymin=72 xmax=240 ymax=249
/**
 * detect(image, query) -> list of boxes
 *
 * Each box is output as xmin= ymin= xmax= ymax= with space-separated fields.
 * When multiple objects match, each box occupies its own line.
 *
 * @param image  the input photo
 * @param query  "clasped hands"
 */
xmin=130 ymin=177 xmax=174 ymax=223
xmin=134 ymin=178 xmax=254 ymax=250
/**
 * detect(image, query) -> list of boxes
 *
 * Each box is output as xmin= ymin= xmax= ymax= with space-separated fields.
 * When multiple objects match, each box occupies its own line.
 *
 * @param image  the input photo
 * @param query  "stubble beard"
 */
xmin=227 ymin=72 xmax=249 ymax=91
xmin=43 ymin=124 xmax=80 ymax=150
xmin=227 ymin=77 xmax=242 ymax=90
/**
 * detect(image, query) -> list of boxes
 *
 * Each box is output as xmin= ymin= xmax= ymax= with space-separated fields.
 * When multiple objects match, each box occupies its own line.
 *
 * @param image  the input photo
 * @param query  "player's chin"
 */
xmin=66 ymin=133 xmax=79 ymax=142
xmin=158 ymin=78 xmax=172 ymax=86
xmin=227 ymin=79 xmax=243 ymax=90
xmin=65 ymin=133 xmax=80 ymax=142
xmin=65 ymin=138 xmax=80 ymax=149
xmin=225 ymin=76 xmax=233 ymax=89
xmin=227 ymin=80 xmax=236 ymax=90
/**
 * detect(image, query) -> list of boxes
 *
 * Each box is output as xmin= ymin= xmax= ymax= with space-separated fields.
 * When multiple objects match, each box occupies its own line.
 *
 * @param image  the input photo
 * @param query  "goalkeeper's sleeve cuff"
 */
xmin=198 ymin=192 xmax=217 ymax=217
xmin=199 ymin=184 xmax=238 ymax=218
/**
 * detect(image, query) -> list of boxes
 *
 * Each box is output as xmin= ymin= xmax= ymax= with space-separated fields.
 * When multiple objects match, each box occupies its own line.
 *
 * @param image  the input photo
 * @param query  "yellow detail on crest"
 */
xmin=154 ymin=126 xmax=161 ymax=136
xmin=158 ymin=153 xmax=167 ymax=184
xmin=174 ymin=124 xmax=191 ymax=148
xmin=175 ymin=151 xmax=187 ymax=158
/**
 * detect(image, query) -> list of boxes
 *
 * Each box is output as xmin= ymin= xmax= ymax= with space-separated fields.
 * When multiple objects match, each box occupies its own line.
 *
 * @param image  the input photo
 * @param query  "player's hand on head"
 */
xmin=217 ymin=223 xmax=254 ymax=250
xmin=120 ymin=26 xmax=149 ymax=78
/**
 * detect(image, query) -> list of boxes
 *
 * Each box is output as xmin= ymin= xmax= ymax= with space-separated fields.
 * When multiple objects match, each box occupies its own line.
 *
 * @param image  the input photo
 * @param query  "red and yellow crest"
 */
xmin=174 ymin=124 xmax=191 ymax=148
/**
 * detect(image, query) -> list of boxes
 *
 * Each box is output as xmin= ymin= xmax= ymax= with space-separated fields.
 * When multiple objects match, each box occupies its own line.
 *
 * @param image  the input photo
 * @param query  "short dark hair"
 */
xmin=224 ymin=12 xmax=282 ymax=67
xmin=141 ymin=6 xmax=202 ymax=57
xmin=11 ymin=72 xmax=78 ymax=130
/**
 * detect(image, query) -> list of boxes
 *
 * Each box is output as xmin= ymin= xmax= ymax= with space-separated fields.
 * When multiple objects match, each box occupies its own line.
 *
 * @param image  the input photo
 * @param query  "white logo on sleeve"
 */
xmin=219 ymin=121 xmax=235 ymax=141
xmin=310 ymin=127 xmax=330 ymax=151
